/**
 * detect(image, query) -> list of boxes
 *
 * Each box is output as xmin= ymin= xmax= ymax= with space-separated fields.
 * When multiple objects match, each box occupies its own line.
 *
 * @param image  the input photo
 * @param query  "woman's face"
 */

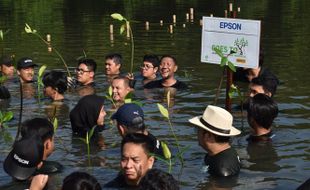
xmin=97 ymin=106 xmax=106 ymax=126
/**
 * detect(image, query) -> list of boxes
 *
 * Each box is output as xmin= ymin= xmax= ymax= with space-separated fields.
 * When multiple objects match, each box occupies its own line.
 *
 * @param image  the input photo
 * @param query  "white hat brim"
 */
xmin=189 ymin=116 xmax=241 ymax=136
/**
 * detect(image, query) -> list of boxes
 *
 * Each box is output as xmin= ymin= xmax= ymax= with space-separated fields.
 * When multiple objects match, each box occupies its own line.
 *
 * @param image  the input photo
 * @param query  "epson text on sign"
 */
xmin=201 ymin=17 xmax=261 ymax=69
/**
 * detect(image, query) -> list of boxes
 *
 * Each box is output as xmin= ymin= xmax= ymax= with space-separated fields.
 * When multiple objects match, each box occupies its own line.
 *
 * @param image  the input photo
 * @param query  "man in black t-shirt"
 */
xmin=189 ymin=105 xmax=241 ymax=177
xmin=112 ymin=103 xmax=163 ymax=156
xmin=144 ymin=55 xmax=187 ymax=90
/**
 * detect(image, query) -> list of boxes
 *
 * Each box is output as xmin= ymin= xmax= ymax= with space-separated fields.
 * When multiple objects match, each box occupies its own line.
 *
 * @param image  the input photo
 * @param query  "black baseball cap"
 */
xmin=111 ymin=103 xmax=144 ymax=128
xmin=3 ymin=135 xmax=44 ymax=181
xmin=1 ymin=55 xmax=13 ymax=66
xmin=17 ymin=57 xmax=38 ymax=70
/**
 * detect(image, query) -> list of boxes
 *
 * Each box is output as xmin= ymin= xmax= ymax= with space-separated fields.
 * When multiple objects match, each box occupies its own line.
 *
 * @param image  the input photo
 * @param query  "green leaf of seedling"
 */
xmin=157 ymin=103 xmax=169 ymax=119
xmin=53 ymin=118 xmax=58 ymax=132
xmin=3 ymin=131 xmax=13 ymax=142
xmin=120 ymin=24 xmax=125 ymax=35
xmin=214 ymin=47 xmax=224 ymax=57
xmin=88 ymin=125 xmax=97 ymax=141
xmin=229 ymin=84 xmax=237 ymax=99
xmin=167 ymin=90 xmax=171 ymax=108
xmin=227 ymin=61 xmax=236 ymax=72
xmin=0 ymin=75 xmax=8 ymax=84
xmin=161 ymin=141 xmax=171 ymax=159
xmin=132 ymin=101 xmax=143 ymax=107
xmin=0 ymin=30 xmax=3 ymax=40
xmin=124 ymin=91 xmax=133 ymax=103
xmin=220 ymin=57 xmax=227 ymax=67
xmin=111 ymin=13 xmax=125 ymax=21
xmin=78 ymin=137 xmax=87 ymax=144
xmin=86 ymin=132 xmax=89 ymax=145
xmin=108 ymin=86 xmax=112 ymax=97
xmin=38 ymin=65 xmax=47 ymax=78
xmin=0 ymin=111 xmax=3 ymax=120
xmin=2 ymin=111 xmax=13 ymax=123
xmin=25 ymin=23 xmax=32 ymax=33
xmin=124 ymin=99 xmax=132 ymax=103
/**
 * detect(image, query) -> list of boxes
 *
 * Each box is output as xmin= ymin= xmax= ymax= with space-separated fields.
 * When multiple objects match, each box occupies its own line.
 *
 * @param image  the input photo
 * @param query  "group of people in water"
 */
xmin=2 ymin=52 xmax=308 ymax=190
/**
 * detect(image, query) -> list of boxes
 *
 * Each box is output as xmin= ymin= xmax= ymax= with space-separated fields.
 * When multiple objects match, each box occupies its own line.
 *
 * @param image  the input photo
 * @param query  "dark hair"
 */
xmin=62 ymin=171 xmax=101 ymax=190
xmin=43 ymin=71 xmax=68 ymax=94
xmin=143 ymin=54 xmax=160 ymax=68
xmin=139 ymin=168 xmax=179 ymax=190
xmin=112 ymin=76 xmax=130 ymax=88
xmin=121 ymin=133 xmax=155 ymax=155
xmin=160 ymin=55 xmax=177 ymax=65
xmin=251 ymin=73 xmax=279 ymax=97
xmin=78 ymin=58 xmax=97 ymax=72
xmin=21 ymin=118 xmax=54 ymax=142
xmin=105 ymin=53 xmax=122 ymax=65
xmin=124 ymin=119 xmax=146 ymax=134
xmin=247 ymin=93 xmax=278 ymax=129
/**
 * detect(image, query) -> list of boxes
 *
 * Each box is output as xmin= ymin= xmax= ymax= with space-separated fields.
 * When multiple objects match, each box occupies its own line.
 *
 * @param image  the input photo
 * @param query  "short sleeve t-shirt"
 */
xmin=144 ymin=79 xmax=188 ymax=90
xmin=204 ymin=147 xmax=241 ymax=177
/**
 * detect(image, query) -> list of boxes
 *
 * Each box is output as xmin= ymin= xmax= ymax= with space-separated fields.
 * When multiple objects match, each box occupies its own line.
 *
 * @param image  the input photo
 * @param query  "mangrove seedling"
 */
xmin=24 ymin=23 xmax=71 ymax=77
xmin=105 ymin=86 xmax=116 ymax=108
xmin=78 ymin=126 xmax=97 ymax=166
xmin=111 ymin=13 xmax=135 ymax=74
xmin=0 ymin=110 xmax=13 ymax=129
xmin=229 ymin=84 xmax=246 ymax=130
xmin=0 ymin=111 xmax=14 ymax=142
xmin=37 ymin=65 xmax=47 ymax=103
xmin=213 ymin=47 xmax=237 ymax=105
xmin=157 ymin=91 xmax=188 ymax=166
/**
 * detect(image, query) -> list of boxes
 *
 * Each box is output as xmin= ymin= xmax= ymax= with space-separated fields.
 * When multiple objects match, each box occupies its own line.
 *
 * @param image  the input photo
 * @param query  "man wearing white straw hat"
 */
xmin=189 ymin=105 xmax=241 ymax=177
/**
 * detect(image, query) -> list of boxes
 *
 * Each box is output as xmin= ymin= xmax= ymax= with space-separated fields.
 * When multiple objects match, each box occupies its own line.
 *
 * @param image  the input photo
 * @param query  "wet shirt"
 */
xmin=104 ymin=173 xmax=140 ymax=189
xmin=247 ymin=131 xmax=275 ymax=143
xmin=204 ymin=147 xmax=241 ymax=177
xmin=35 ymin=160 xmax=63 ymax=175
xmin=144 ymin=79 xmax=188 ymax=90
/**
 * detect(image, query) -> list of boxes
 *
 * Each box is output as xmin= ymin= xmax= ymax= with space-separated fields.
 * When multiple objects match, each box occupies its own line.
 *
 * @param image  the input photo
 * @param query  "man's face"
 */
xmin=140 ymin=61 xmax=157 ymax=79
xmin=97 ymin=106 xmax=106 ymax=126
xmin=197 ymin=127 xmax=207 ymax=150
xmin=17 ymin=67 xmax=35 ymax=83
xmin=1 ymin=65 xmax=14 ymax=77
xmin=112 ymin=79 xmax=130 ymax=102
xmin=159 ymin=57 xmax=177 ymax=80
xmin=76 ymin=63 xmax=94 ymax=85
xmin=249 ymin=83 xmax=270 ymax=97
xmin=105 ymin=59 xmax=121 ymax=75
xmin=121 ymin=142 xmax=154 ymax=186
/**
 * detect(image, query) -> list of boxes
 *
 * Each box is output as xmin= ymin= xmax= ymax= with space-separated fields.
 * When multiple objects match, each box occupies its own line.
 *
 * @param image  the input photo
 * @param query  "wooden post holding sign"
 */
xmin=200 ymin=17 xmax=261 ymax=110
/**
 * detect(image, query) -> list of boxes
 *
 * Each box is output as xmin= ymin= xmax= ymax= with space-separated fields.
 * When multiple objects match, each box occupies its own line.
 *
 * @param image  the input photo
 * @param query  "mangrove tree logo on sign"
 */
xmin=201 ymin=17 xmax=261 ymax=69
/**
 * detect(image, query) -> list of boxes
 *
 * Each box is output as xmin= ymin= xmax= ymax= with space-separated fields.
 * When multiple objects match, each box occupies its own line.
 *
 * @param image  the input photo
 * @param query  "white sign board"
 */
xmin=201 ymin=17 xmax=261 ymax=69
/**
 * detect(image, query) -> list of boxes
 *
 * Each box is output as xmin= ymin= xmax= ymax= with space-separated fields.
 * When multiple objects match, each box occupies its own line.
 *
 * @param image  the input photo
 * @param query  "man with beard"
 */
xmin=17 ymin=57 xmax=38 ymax=83
xmin=143 ymin=55 xmax=187 ymax=90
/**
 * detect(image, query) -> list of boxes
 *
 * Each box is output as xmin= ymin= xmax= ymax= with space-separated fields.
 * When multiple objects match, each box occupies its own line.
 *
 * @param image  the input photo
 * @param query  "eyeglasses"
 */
xmin=75 ymin=68 xmax=91 ymax=74
xmin=140 ymin=64 xmax=154 ymax=70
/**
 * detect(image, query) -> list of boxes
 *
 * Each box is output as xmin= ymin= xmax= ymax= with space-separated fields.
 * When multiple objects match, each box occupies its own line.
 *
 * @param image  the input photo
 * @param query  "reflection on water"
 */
xmin=1 ymin=0 xmax=310 ymax=189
